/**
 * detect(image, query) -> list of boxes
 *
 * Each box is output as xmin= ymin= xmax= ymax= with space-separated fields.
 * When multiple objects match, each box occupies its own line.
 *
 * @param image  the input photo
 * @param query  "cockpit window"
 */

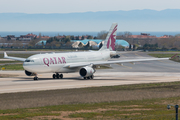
xmin=25 ymin=60 xmax=34 ymax=62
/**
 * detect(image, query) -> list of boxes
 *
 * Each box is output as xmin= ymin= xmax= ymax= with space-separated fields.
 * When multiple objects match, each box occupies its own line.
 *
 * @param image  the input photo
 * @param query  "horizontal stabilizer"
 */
xmin=170 ymin=54 xmax=178 ymax=59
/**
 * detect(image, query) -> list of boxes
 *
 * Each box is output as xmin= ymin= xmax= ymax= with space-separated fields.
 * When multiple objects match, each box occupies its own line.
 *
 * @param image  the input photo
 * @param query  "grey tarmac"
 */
xmin=0 ymin=71 xmax=180 ymax=94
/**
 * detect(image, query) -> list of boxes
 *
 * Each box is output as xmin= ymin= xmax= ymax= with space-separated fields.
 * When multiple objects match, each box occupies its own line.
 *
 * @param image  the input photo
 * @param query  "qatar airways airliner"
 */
xmin=4 ymin=23 xmax=169 ymax=80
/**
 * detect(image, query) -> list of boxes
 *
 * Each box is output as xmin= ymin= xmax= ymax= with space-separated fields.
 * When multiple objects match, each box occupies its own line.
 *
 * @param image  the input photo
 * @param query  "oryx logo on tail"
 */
xmin=107 ymin=25 xmax=117 ymax=50
xmin=99 ymin=23 xmax=118 ymax=51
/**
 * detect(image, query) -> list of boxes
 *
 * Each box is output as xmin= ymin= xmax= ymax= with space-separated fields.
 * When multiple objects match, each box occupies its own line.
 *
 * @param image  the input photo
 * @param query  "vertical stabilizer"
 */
xmin=99 ymin=23 xmax=118 ymax=51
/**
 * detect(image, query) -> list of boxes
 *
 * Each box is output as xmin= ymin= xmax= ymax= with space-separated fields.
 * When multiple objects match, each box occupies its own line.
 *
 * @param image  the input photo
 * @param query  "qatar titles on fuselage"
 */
xmin=23 ymin=50 xmax=110 ymax=73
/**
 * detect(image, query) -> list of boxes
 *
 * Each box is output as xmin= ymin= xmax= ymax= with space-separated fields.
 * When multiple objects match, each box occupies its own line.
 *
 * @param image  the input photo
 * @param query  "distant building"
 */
xmin=56 ymin=36 xmax=65 ymax=39
xmin=2 ymin=35 xmax=16 ymax=40
xmin=72 ymin=39 xmax=129 ymax=48
xmin=159 ymin=35 xmax=169 ymax=38
xmin=19 ymin=33 xmax=37 ymax=41
xmin=141 ymin=33 xmax=150 ymax=36
xmin=127 ymin=34 xmax=156 ymax=39
xmin=34 ymin=39 xmax=129 ymax=49
xmin=36 ymin=35 xmax=50 ymax=39
xmin=19 ymin=38 xmax=32 ymax=41
xmin=35 ymin=40 xmax=47 ymax=45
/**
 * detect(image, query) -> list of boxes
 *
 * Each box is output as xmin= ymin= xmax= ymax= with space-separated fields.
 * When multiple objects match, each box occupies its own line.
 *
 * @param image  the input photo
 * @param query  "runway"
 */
xmin=1 ymin=71 xmax=180 ymax=93
xmin=1 ymin=51 xmax=180 ymax=93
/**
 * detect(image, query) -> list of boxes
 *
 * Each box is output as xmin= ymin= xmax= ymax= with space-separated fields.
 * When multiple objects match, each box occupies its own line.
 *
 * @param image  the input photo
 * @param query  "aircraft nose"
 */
xmin=23 ymin=61 xmax=35 ymax=72
xmin=23 ymin=63 xmax=31 ymax=71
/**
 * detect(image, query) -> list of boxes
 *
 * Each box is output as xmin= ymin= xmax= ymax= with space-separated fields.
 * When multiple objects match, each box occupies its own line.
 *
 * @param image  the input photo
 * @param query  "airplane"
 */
xmin=4 ymin=23 xmax=170 ymax=80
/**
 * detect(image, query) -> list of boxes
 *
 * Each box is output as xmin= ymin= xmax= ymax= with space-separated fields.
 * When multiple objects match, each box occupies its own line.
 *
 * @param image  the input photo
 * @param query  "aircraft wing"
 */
xmin=63 ymin=57 xmax=169 ymax=68
xmin=4 ymin=52 xmax=26 ymax=62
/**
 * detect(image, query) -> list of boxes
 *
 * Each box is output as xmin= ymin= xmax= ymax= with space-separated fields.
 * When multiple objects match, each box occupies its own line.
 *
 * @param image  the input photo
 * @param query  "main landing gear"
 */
xmin=53 ymin=73 xmax=63 ymax=79
xmin=84 ymin=75 xmax=94 ymax=79
xmin=34 ymin=75 xmax=38 ymax=81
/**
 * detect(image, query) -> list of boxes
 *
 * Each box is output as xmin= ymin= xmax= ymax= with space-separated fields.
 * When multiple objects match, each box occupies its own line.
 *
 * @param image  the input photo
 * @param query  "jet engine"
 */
xmin=25 ymin=70 xmax=36 ymax=76
xmin=79 ymin=66 xmax=95 ymax=77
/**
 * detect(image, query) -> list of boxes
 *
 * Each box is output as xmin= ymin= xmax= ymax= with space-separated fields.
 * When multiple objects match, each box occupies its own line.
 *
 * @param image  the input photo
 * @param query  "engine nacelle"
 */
xmin=25 ymin=70 xmax=36 ymax=76
xmin=79 ymin=66 xmax=95 ymax=77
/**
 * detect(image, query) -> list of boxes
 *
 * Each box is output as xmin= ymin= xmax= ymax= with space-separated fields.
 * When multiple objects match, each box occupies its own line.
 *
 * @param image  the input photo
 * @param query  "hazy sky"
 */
xmin=0 ymin=0 xmax=180 ymax=13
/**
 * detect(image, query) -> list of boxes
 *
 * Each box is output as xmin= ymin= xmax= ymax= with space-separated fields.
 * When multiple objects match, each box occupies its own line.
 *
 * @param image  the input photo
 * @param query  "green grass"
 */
xmin=67 ymin=98 xmax=178 ymax=119
xmin=0 ymin=54 xmax=34 ymax=59
xmin=0 ymin=64 xmax=24 ymax=70
xmin=0 ymin=97 xmax=178 ymax=119
xmin=148 ymin=53 xmax=180 ymax=58
xmin=149 ymin=51 xmax=180 ymax=52
xmin=98 ymin=81 xmax=180 ymax=91
xmin=0 ymin=108 xmax=60 ymax=119
xmin=1 ymin=81 xmax=180 ymax=119
xmin=149 ymin=53 xmax=180 ymax=63
xmin=0 ymin=48 xmax=75 ymax=51
xmin=0 ymin=61 xmax=23 ymax=64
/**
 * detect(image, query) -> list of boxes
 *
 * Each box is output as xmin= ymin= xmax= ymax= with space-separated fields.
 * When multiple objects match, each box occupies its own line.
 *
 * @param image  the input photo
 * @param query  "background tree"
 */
xmin=7 ymin=36 xmax=11 ymax=40
xmin=115 ymin=44 xmax=125 ymax=50
xmin=87 ymin=35 xmax=93 ymax=39
xmin=39 ymin=33 xmax=41 ymax=39
xmin=70 ymin=36 xmax=74 ymax=40
xmin=175 ymin=34 xmax=180 ymax=37
xmin=97 ymin=31 xmax=108 ymax=39
xmin=75 ymin=36 xmax=79 ymax=40
xmin=28 ymin=40 xmax=39 ymax=48
xmin=124 ymin=31 xmax=132 ymax=38
xmin=81 ymin=36 xmax=85 ymax=40
xmin=62 ymin=36 xmax=71 ymax=44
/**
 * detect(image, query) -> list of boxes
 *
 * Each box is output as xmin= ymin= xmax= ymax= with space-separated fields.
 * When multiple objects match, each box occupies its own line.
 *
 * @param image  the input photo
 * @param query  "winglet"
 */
xmin=4 ymin=52 xmax=8 ymax=58
xmin=170 ymin=54 xmax=178 ymax=59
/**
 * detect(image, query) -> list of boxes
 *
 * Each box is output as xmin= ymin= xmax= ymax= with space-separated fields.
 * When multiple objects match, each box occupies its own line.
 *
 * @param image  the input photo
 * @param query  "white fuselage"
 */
xmin=23 ymin=51 xmax=111 ymax=73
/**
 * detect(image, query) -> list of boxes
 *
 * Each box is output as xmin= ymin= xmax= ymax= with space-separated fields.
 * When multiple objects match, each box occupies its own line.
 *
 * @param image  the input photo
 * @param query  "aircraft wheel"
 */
xmin=53 ymin=74 xmax=56 ymax=79
xmin=34 ymin=77 xmax=38 ymax=81
xmin=87 ymin=77 xmax=90 ymax=79
xmin=90 ymin=75 xmax=94 ymax=79
xmin=56 ymin=74 xmax=60 ymax=79
xmin=84 ymin=77 xmax=86 ymax=79
xmin=60 ymin=74 xmax=63 ymax=79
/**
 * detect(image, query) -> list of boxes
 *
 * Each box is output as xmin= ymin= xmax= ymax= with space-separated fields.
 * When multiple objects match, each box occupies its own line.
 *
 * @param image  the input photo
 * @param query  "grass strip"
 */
xmin=1 ymin=81 xmax=180 ymax=119
xmin=0 ymin=61 xmax=23 ymax=64
xmin=149 ymin=53 xmax=180 ymax=62
xmin=0 ymin=54 xmax=34 ymax=59
xmin=0 ymin=96 xmax=178 ymax=120
xmin=0 ymin=64 xmax=24 ymax=70
xmin=0 ymin=48 xmax=73 ymax=51
xmin=148 ymin=53 xmax=180 ymax=58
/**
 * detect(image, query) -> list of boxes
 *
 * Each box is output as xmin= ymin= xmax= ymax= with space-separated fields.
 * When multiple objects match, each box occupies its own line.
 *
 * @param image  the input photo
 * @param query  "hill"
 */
xmin=0 ymin=9 xmax=180 ymax=32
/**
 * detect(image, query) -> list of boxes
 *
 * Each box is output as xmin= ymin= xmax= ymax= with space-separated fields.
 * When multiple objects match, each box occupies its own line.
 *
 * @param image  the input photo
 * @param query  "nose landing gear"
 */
xmin=53 ymin=73 xmax=63 ymax=79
